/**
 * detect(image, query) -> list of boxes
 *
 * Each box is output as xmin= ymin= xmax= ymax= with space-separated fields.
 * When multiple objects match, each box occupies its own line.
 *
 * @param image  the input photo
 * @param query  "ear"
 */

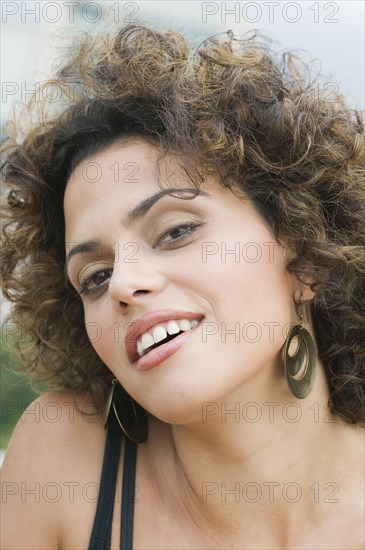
xmin=292 ymin=274 xmax=316 ymax=304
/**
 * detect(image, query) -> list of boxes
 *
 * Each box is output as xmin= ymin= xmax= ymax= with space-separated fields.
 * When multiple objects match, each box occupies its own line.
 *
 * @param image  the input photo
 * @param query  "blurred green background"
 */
xmin=0 ymin=332 xmax=38 ymax=450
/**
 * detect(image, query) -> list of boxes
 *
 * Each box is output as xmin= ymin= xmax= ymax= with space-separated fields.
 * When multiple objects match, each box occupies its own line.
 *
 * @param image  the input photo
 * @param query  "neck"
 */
xmin=147 ymin=359 xmax=362 ymax=547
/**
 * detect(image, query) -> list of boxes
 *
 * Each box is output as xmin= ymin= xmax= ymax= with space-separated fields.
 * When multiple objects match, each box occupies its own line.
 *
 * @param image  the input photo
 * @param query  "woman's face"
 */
xmin=64 ymin=139 xmax=304 ymax=423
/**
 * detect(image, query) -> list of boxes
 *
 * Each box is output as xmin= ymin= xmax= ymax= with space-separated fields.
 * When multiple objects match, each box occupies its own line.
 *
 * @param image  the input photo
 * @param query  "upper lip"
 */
xmin=125 ymin=309 xmax=204 ymax=363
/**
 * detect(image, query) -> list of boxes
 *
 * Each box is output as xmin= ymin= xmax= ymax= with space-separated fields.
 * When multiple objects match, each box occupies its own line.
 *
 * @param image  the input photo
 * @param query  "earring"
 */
xmin=284 ymin=303 xmax=317 ymax=399
xmin=105 ymin=379 xmax=148 ymax=444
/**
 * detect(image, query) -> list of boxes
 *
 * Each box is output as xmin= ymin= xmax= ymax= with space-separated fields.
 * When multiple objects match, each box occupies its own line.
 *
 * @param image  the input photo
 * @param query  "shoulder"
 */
xmin=1 ymin=390 xmax=108 ymax=549
xmin=3 ymin=390 xmax=106 ymax=469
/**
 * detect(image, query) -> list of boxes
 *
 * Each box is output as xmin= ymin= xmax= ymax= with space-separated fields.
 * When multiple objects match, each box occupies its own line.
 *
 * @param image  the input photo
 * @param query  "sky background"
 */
xmin=1 ymin=0 xmax=364 ymax=121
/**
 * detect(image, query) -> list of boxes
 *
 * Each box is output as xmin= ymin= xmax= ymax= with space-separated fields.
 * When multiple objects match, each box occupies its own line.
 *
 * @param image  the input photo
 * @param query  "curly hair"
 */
xmin=1 ymin=25 xmax=364 ymax=423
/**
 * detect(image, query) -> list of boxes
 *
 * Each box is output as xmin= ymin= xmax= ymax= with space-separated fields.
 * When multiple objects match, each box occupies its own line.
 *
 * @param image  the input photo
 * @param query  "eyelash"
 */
xmin=79 ymin=222 xmax=201 ymax=297
xmin=79 ymin=269 xmax=111 ymax=297
xmin=155 ymin=221 xmax=201 ymax=247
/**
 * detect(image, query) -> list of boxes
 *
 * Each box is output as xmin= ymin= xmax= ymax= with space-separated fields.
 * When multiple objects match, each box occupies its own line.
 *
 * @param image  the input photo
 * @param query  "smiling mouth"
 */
xmin=130 ymin=317 xmax=204 ymax=372
xmin=131 ymin=317 xmax=204 ymax=363
xmin=138 ymin=331 xmax=183 ymax=358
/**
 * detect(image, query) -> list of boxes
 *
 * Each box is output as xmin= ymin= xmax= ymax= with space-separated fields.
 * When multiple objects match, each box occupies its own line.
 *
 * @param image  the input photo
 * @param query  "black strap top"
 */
xmin=88 ymin=411 xmax=137 ymax=550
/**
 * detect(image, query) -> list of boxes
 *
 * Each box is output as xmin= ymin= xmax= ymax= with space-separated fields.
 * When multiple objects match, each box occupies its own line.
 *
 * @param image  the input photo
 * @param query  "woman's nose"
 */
xmin=108 ymin=256 xmax=166 ymax=311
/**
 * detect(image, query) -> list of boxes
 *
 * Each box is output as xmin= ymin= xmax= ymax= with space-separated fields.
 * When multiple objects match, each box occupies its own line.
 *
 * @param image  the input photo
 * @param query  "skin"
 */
xmin=1 ymin=139 xmax=364 ymax=549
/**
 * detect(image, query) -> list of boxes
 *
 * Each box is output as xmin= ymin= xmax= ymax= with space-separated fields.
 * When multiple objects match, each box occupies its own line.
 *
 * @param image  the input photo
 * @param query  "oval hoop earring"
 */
xmin=284 ymin=305 xmax=317 ymax=399
xmin=105 ymin=379 xmax=148 ymax=444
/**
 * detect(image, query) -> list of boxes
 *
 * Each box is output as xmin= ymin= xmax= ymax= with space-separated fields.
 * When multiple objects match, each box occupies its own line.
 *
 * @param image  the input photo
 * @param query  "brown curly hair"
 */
xmin=1 ymin=25 xmax=364 ymax=423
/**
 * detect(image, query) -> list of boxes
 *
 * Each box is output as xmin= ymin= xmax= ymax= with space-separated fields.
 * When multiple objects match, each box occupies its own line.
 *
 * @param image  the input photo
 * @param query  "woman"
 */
xmin=1 ymin=24 xmax=364 ymax=549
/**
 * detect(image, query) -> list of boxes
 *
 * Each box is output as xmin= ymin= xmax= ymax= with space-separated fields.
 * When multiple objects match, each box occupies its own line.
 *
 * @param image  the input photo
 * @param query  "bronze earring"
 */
xmin=284 ymin=303 xmax=317 ymax=399
xmin=105 ymin=379 xmax=148 ymax=444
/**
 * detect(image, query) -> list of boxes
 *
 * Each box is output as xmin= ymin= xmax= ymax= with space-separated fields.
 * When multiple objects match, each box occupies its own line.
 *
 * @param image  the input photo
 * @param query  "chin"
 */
xmin=139 ymin=378 xmax=232 ymax=426
xmin=153 ymin=410 xmax=200 ymax=426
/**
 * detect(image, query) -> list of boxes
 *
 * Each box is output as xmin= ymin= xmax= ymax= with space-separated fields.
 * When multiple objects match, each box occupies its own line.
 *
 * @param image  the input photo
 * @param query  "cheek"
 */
xmin=203 ymin=243 xmax=293 ymax=335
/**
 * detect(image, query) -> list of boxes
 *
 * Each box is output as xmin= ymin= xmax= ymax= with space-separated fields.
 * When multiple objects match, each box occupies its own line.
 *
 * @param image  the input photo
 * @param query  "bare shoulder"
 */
xmin=2 ymin=390 xmax=106 ymax=471
xmin=1 ymin=390 xmax=108 ymax=550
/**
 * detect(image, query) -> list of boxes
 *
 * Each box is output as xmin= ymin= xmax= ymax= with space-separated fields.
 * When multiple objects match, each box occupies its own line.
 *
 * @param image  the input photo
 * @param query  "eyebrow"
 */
xmin=65 ymin=187 xmax=209 ymax=270
xmin=65 ymin=241 xmax=102 ymax=272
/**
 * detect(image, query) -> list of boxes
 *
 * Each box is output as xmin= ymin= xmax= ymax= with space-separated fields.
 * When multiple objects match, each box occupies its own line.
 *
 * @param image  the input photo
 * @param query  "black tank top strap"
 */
xmin=88 ymin=411 xmax=137 ymax=550
xmin=120 ymin=436 xmax=138 ymax=550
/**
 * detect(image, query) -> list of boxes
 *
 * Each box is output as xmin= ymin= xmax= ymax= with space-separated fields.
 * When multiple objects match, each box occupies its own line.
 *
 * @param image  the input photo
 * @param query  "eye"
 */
xmin=79 ymin=268 xmax=112 ymax=297
xmin=156 ymin=222 xmax=201 ymax=247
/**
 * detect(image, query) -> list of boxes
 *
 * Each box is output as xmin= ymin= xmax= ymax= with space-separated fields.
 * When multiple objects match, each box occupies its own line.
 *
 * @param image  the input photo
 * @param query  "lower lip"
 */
xmin=131 ymin=320 xmax=203 ymax=372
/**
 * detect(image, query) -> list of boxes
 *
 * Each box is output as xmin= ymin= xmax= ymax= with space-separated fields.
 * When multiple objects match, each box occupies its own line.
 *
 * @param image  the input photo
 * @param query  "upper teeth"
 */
xmin=136 ymin=319 xmax=200 ymax=357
